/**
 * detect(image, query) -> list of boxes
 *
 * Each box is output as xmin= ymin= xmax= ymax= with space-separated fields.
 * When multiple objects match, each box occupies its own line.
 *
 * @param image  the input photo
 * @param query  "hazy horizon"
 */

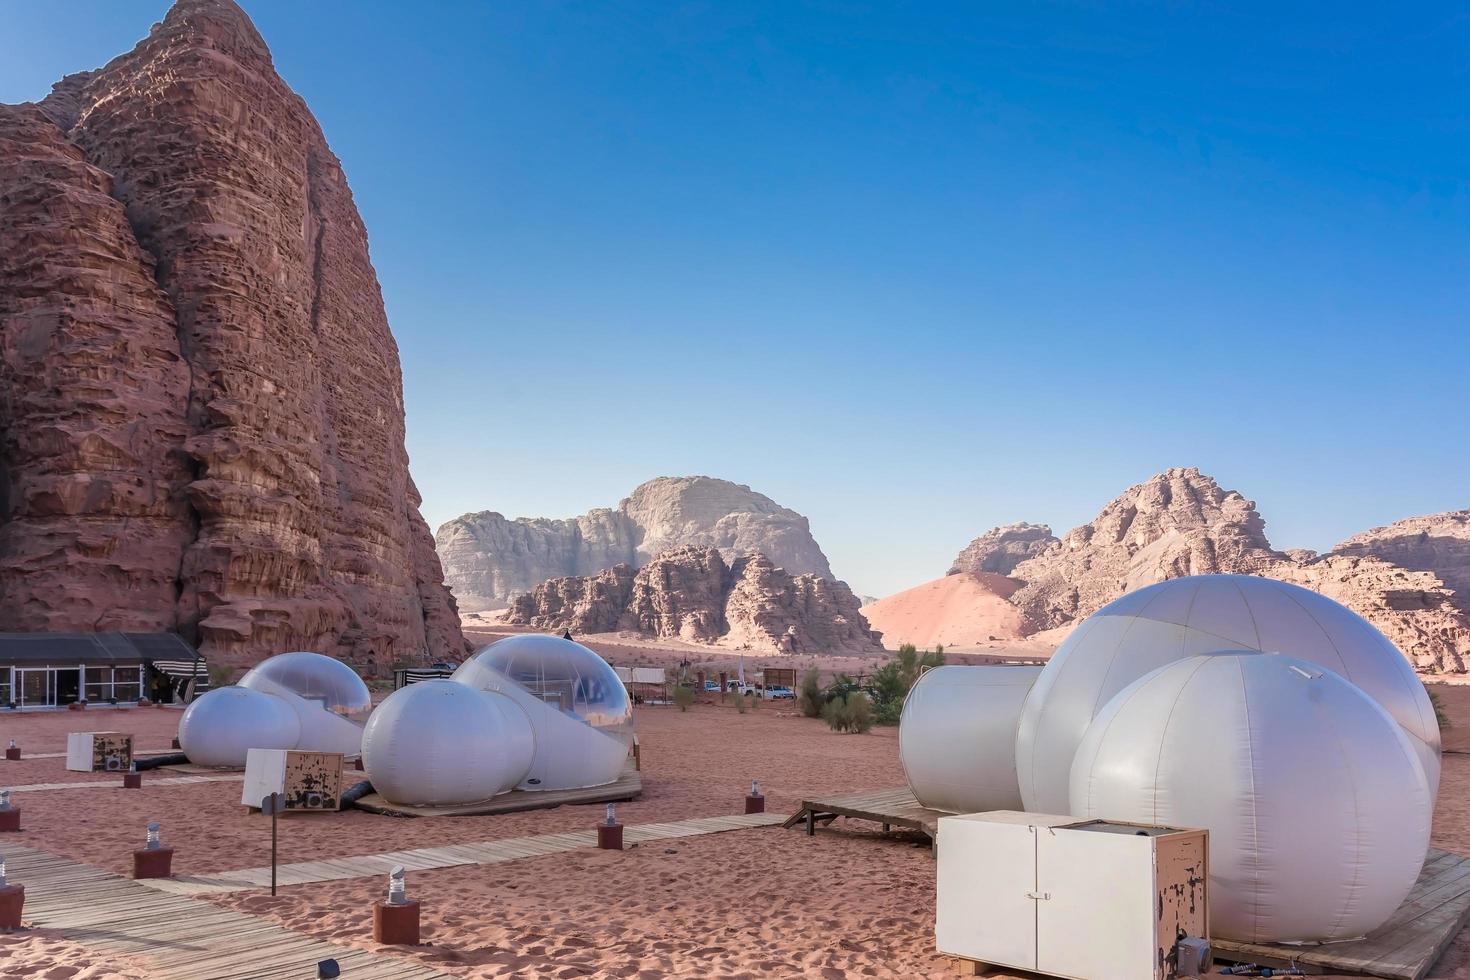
xmin=5 ymin=1 xmax=1466 ymax=597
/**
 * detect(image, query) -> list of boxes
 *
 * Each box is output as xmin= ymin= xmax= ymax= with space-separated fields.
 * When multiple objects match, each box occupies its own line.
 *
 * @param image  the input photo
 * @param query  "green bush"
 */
xmin=673 ymin=685 xmax=694 ymax=712
xmin=823 ymin=691 xmax=874 ymax=734
xmin=798 ymin=668 xmax=824 ymax=718
xmin=1428 ymin=685 xmax=1452 ymax=730
xmin=733 ymin=690 xmax=749 ymax=714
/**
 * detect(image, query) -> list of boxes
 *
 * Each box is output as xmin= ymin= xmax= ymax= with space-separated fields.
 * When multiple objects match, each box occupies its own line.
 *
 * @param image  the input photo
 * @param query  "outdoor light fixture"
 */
xmin=316 ymin=959 xmax=341 ymax=979
xmin=0 ymin=852 xmax=6 ymax=888
xmin=387 ymin=865 xmax=406 ymax=905
xmin=0 ymin=791 xmax=10 ymax=811
xmin=751 ymin=779 xmax=760 ymax=796
xmin=6 ymin=740 xmax=13 ymax=750
xmin=145 ymin=821 xmax=161 ymax=850
xmin=605 ymin=803 xmax=617 ymax=826
xmin=129 ymin=760 xmax=138 ymax=773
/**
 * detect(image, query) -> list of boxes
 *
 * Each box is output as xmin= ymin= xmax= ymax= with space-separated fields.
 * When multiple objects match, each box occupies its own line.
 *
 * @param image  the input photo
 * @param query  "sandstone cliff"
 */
xmin=949 ymin=468 xmax=1469 ymax=672
xmin=505 ymin=545 xmax=880 ymax=655
xmin=948 ymin=523 xmax=1057 ymax=576
xmin=438 ymin=475 xmax=834 ymax=610
xmin=0 ymin=0 xmax=463 ymax=671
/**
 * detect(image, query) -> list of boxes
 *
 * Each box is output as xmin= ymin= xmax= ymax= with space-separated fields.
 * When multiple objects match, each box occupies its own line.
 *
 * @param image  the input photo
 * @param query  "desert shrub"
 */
xmin=673 ymin=685 xmax=695 ymax=712
xmin=733 ymin=690 xmax=749 ymax=714
xmin=798 ymin=668 xmax=824 ymax=718
xmin=823 ymin=691 xmax=874 ymax=733
xmin=749 ymin=690 xmax=761 ymax=709
xmin=1428 ymin=685 xmax=1452 ymax=729
xmin=208 ymin=663 xmax=234 ymax=689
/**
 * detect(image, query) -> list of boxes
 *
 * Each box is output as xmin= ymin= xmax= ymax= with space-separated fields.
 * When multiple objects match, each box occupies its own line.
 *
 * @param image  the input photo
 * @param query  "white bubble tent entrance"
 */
xmin=897 ymin=574 xmax=1440 ymax=945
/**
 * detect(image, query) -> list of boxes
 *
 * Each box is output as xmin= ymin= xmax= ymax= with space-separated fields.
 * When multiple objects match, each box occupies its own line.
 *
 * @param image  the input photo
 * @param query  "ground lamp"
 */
xmin=133 ymin=820 xmax=173 ymax=879
xmin=373 ymin=864 xmax=420 ymax=945
xmin=598 ymin=803 xmax=623 ymax=850
xmin=745 ymin=779 xmax=765 ymax=814
xmin=0 ymin=851 xmax=22 ymax=929
xmin=0 ymin=791 xmax=17 ymax=833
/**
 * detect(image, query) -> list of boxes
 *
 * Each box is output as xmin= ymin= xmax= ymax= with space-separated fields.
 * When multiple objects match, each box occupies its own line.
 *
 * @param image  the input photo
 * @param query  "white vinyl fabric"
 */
xmin=240 ymin=671 xmax=367 ymax=756
xmin=177 ymin=686 xmax=301 ymax=767
xmin=453 ymin=634 xmax=633 ymax=791
xmin=1070 ymin=652 xmax=1431 ymax=943
xmin=362 ymin=680 xmax=535 ymax=806
xmin=1015 ymin=575 xmax=1442 ymax=814
xmin=899 ymin=665 xmax=1043 ymax=813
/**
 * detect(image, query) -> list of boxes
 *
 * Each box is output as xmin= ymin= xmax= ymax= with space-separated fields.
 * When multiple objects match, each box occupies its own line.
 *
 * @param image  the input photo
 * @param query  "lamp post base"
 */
xmin=597 ymin=822 xmax=624 ymax=850
xmin=373 ymin=900 xmax=421 ymax=945
xmin=133 ymin=846 xmax=173 ymax=879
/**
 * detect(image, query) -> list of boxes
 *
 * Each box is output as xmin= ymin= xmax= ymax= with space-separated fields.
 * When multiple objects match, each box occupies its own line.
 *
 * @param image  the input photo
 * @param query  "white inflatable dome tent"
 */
xmin=452 ymin=634 xmax=633 ymax=791
xmin=177 ymin=685 xmax=301 ymax=767
xmin=239 ymin=651 xmax=373 ymax=757
xmin=1069 ymin=651 xmax=1431 ymax=943
xmin=1015 ymin=574 xmax=1441 ymax=814
xmin=362 ymin=680 xmax=535 ymax=806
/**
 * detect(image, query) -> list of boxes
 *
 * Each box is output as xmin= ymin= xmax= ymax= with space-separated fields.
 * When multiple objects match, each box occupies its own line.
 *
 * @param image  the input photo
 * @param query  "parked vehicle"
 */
xmin=764 ymin=685 xmax=795 ymax=700
xmin=725 ymin=680 xmax=757 ymax=696
xmin=703 ymin=680 xmax=720 ymax=692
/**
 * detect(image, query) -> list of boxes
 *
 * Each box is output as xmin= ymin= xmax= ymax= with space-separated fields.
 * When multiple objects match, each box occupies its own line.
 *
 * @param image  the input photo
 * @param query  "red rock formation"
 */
xmin=0 ymin=0 xmax=462 ymax=671
xmin=948 ymin=523 xmax=1057 ymax=576
xmin=506 ymin=546 xmax=883 ymax=655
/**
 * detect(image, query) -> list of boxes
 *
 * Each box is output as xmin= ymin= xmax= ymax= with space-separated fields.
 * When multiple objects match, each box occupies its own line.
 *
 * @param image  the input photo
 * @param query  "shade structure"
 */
xmin=899 ymin=665 xmax=1042 ymax=813
xmin=1015 ymin=574 xmax=1441 ymax=814
xmin=177 ymin=685 xmax=301 ymax=767
xmin=453 ymin=634 xmax=633 ymax=791
xmin=240 ymin=652 xmax=372 ymax=756
xmin=1070 ymin=652 xmax=1431 ymax=943
xmin=361 ymin=680 xmax=535 ymax=806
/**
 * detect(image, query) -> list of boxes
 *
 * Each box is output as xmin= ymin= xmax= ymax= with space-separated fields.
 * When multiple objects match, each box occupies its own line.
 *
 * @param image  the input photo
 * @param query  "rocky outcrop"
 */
xmin=1334 ymin=511 xmax=1470 ymax=599
xmin=949 ymin=523 xmax=1057 ymax=576
xmin=1008 ymin=468 xmax=1284 ymax=631
xmin=437 ymin=475 xmax=833 ymax=610
xmin=952 ymin=468 xmax=1470 ymax=672
xmin=505 ymin=545 xmax=881 ymax=655
xmin=0 ymin=0 xmax=463 ymax=671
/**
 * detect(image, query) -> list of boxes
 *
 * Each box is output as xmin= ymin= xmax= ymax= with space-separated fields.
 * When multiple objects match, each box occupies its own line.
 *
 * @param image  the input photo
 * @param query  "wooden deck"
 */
xmin=140 ymin=809 xmax=788 ymax=895
xmin=1213 ymin=847 xmax=1470 ymax=979
xmin=5 ymin=773 xmax=241 ymax=793
xmin=4 ymin=843 xmax=450 ymax=979
xmin=781 ymin=786 xmax=949 ymax=842
xmin=354 ymin=764 xmax=642 ymax=817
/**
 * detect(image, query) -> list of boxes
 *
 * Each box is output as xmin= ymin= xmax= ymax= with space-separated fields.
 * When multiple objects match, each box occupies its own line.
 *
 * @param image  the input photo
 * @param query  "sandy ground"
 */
xmin=0 ymin=683 xmax=1465 ymax=977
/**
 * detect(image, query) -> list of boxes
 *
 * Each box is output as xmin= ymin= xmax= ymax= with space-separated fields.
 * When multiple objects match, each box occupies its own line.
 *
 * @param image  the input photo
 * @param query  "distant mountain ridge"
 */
xmin=436 ymin=476 xmax=834 ymax=610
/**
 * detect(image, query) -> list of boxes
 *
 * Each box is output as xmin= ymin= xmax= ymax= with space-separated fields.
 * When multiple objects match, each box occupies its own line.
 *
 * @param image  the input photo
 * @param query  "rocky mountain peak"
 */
xmin=948 ymin=522 xmax=1057 ymax=576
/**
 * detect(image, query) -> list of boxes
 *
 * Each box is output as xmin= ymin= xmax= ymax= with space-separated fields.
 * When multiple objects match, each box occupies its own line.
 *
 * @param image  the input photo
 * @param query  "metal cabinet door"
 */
xmin=936 ymin=820 xmax=1038 ymax=971
xmin=1035 ymin=827 xmax=1155 ymax=980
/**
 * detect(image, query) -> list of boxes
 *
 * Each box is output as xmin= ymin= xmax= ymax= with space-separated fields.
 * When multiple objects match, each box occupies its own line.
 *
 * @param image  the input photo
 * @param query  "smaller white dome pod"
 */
xmin=453 ymin=634 xmax=633 ymax=791
xmin=178 ymin=686 xmax=301 ymax=768
xmin=899 ymin=665 xmax=1043 ymax=813
xmin=1070 ymin=652 xmax=1431 ymax=944
xmin=240 ymin=652 xmax=373 ymax=756
xmin=362 ymin=680 xmax=535 ymax=806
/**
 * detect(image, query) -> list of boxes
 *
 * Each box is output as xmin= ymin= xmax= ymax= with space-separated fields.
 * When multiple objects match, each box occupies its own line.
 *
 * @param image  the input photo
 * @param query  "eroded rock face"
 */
xmin=948 ymin=523 xmax=1057 ymax=576
xmin=0 ymin=0 xmax=463 ymax=671
xmin=505 ymin=545 xmax=882 ymax=655
xmin=437 ymin=475 xmax=833 ymax=610
xmin=1008 ymin=468 xmax=1283 ymax=631
xmin=958 ymin=468 xmax=1470 ymax=672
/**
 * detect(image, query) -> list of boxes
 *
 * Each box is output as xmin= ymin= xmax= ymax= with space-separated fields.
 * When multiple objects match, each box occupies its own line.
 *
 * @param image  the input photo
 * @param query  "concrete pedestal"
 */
xmin=0 ymin=884 xmax=23 ymax=929
xmin=122 ymin=772 xmax=142 ymax=789
xmin=373 ymin=899 xmax=421 ymax=945
xmin=4 ymin=747 xmax=19 ymax=761
xmin=745 ymin=794 xmax=766 ymax=814
xmin=597 ymin=822 xmax=624 ymax=850
xmin=133 ymin=846 xmax=173 ymax=879
xmin=0 ymin=808 xmax=19 ymax=832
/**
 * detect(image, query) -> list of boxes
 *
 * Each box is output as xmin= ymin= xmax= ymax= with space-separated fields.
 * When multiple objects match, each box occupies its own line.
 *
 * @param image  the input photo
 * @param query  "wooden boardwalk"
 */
xmin=782 ymin=786 xmax=949 ymax=843
xmin=354 ymin=764 xmax=642 ymax=817
xmin=5 ymin=843 xmax=450 ymax=979
xmin=141 ymin=810 xmax=788 ymax=895
xmin=5 ymin=773 xmax=241 ymax=793
xmin=1214 ymin=847 xmax=1470 ymax=980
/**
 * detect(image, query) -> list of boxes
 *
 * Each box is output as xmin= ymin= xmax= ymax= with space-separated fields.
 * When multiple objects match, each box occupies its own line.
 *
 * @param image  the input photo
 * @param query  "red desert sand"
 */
xmin=0 ymin=685 xmax=1467 ymax=978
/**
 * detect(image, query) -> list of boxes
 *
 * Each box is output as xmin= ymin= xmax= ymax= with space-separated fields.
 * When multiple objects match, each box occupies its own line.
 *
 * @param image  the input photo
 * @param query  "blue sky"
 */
xmin=4 ymin=2 xmax=1467 ymax=597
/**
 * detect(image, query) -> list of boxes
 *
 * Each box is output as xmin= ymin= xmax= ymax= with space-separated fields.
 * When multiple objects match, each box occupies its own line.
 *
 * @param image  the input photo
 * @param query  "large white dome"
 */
xmin=1070 ymin=652 xmax=1431 ymax=943
xmin=453 ymin=634 xmax=633 ymax=791
xmin=1016 ymin=574 xmax=1441 ymax=813
xmin=899 ymin=665 xmax=1042 ymax=814
xmin=240 ymin=652 xmax=373 ymax=756
xmin=362 ymin=680 xmax=535 ymax=806
xmin=178 ymin=686 xmax=301 ymax=768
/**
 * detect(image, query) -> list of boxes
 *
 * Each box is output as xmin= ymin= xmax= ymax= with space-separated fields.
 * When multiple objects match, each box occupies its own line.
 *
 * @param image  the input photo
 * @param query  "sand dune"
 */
xmin=861 ymin=572 xmax=1034 ymax=652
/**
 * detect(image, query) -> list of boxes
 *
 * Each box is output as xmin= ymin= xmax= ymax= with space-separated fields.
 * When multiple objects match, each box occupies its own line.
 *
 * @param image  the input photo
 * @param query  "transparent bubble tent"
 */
xmin=452 ymin=634 xmax=634 ymax=793
xmin=896 ymin=573 xmax=1442 ymax=945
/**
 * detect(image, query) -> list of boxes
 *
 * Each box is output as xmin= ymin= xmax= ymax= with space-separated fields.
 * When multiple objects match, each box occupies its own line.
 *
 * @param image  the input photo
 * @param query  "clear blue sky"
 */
xmin=4 ymin=2 xmax=1467 ymax=597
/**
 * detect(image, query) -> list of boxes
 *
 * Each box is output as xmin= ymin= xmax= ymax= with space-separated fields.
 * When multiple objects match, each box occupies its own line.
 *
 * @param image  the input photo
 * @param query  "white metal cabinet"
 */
xmin=937 ymin=810 xmax=1209 ymax=980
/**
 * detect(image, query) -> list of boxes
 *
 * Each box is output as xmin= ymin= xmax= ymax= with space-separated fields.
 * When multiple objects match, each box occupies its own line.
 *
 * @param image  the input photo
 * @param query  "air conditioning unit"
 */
xmin=937 ymin=811 xmax=1209 ymax=980
xmin=242 ymin=748 xmax=345 ymax=812
xmin=65 ymin=731 xmax=134 ymax=773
